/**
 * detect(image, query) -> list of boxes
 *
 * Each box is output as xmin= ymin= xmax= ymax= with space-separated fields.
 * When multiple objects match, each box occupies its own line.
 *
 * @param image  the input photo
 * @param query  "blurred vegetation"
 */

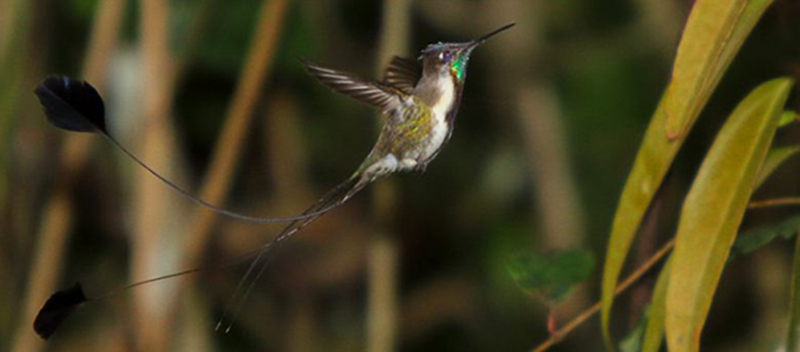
xmin=1 ymin=0 xmax=799 ymax=351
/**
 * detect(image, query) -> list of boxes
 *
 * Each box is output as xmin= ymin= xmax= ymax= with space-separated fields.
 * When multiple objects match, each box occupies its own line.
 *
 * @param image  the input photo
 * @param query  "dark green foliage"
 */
xmin=619 ymin=309 xmax=647 ymax=352
xmin=506 ymin=248 xmax=595 ymax=305
xmin=730 ymin=215 xmax=800 ymax=259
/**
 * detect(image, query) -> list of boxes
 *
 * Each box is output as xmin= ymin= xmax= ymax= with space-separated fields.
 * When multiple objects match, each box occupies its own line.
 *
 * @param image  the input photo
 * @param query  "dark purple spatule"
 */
xmin=33 ymin=283 xmax=89 ymax=339
xmin=34 ymin=75 xmax=107 ymax=134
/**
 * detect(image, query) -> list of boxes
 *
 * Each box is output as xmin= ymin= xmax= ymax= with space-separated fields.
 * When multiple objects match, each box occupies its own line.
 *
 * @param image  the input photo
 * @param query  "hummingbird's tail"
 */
xmin=31 ymin=175 xmax=371 ymax=339
xmin=215 ymin=175 xmax=371 ymax=332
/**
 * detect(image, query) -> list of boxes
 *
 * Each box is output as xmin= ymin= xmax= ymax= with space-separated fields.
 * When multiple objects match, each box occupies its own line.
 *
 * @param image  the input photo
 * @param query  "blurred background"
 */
xmin=1 ymin=0 xmax=800 ymax=351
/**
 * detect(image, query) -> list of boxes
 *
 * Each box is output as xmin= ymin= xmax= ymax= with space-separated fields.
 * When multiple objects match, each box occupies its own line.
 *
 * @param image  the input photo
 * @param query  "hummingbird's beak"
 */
xmin=465 ymin=23 xmax=516 ymax=51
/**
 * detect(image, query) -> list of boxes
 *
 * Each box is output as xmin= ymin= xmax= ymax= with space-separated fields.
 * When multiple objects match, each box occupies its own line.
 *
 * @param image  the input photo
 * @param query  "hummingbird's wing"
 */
xmin=302 ymin=61 xmax=405 ymax=115
xmin=383 ymin=56 xmax=421 ymax=94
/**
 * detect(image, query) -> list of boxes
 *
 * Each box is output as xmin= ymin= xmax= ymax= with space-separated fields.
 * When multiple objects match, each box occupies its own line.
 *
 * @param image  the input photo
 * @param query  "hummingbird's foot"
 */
xmin=400 ymin=158 xmax=418 ymax=169
xmin=363 ymin=154 xmax=399 ymax=176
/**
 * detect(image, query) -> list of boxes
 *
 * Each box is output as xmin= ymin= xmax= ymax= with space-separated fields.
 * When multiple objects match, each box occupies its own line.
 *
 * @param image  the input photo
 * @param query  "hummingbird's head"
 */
xmin=419 ymin=23 xmax=515 ymax=83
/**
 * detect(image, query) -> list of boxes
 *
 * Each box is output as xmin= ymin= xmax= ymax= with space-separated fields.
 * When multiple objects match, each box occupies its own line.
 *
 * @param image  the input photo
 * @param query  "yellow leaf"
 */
xmin=600 ymin=0 xmax=775 ymax=347
xmin=665 ymin=78 xmax=793 ymax=352
xmin=665 ymin=0 xmax=773 ymax=139
xmin=642 ymin=259 xmax=670 ymax=352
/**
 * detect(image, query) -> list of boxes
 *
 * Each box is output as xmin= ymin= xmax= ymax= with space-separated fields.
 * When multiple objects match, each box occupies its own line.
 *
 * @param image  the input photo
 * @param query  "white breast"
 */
xmin=422 ymin=79 xmax=456 ymax=160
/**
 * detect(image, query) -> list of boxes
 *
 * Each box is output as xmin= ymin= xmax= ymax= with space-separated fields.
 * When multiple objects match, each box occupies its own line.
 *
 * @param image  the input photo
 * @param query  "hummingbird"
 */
xmin=31 ymin=23 xmax=515 ymax=339
xmin=218 ymin=22 xmax=516 ymax=329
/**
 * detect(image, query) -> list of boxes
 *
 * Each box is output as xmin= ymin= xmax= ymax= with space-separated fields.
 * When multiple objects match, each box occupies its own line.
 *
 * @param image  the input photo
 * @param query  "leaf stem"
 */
xmin=531 ymin=238 xmax=675 ymax=352
xmin=748 ymin=197 xmax=800 ymax=209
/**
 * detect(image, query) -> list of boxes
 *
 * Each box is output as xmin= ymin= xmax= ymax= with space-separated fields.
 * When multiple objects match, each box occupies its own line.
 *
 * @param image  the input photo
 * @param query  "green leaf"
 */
xmin=779 ymin=110 xmax=799 ymax=128
xmin=642 ymin=259 xmax=671 ymax=352
xmin=600 ymin=96 xmax=672 ymax=348
xmin=643 ymin=216 xmax=799 ymax=352
xmin=620 ymin=309 xmax=647 ymax=352
xmin=506 ymin=248 xmax=594 ymax=305
xmin=665 ymin=0 xmax=774 ymax=139
xmin=787 ymin=223 xmax=800 ymax=351
xmin=600 ymin=0 xmax=775 ymax=346
xmin=665 ymin=78 xmax=793 ymax=352
xmin=755 ymin=146 xmax=800 ymax=188
xmin=730 ymin=215 xmax=800 ymax=259
xmin=644 ymin=215 xmax=800 ymax=352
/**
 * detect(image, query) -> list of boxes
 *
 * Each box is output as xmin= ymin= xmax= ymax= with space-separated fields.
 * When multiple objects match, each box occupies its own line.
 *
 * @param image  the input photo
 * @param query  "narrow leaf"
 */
xmin=620 ymin=310 xmax=647 ymax=352
xmin=645 ymin=216 xmax=800 ymax=351
xmin=600 ymin=0 xmax=775 ymax=346
xmin=755 ymin=146 xmax=800 ymax=188
xmin=787 ymin=223 xmax=800 ymax=351
xmin=601 ymin=97 xmax=676 ymax=348
xmin=666 ymin=78 xmax=793 ymax=351
xmin=730 ymin=215 xmax=800 ymax=259
xmin=642 ymin=259 xmax=671 ymax=352
xmin=779 ymin=110 xmax=798 ymax=128
xmin=665 ymin=0 xmax=774 ymax=139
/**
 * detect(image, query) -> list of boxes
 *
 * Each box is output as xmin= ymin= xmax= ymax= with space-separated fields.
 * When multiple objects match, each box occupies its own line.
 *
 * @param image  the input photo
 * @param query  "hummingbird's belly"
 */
xmin=418 ymin=116 xmax=448 ymax=161
xmin=394 ymin=94 xmax=452 ymax=170
xmin=362 ymin=95 xmax=451 ymax=178
xmin=387 ymin=113 xmax=447 ymax=174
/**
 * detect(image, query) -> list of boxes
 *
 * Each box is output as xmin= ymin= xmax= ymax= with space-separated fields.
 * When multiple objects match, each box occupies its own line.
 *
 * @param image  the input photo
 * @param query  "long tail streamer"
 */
xmin=216 ymin=175 xmax=370 ymax=332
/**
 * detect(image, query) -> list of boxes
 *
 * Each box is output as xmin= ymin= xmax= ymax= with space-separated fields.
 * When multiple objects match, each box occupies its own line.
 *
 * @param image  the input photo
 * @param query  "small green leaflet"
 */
xmin=730 ymin=215 xmax=800 ymax=259
xmin=779 ymin=110 xmax=799 ymax=128
xmin=620 ymin=309 xmax=648 ymax=352
xmin=506 ymin=248 xmax=595 ymax=304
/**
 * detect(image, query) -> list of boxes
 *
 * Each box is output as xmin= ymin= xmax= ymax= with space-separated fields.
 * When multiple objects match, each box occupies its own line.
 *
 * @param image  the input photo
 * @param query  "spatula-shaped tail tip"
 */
xmin=35 ymin=75 xmax=107 ymax=134
xmin=33 ymin=282 xmax=89 ymax=340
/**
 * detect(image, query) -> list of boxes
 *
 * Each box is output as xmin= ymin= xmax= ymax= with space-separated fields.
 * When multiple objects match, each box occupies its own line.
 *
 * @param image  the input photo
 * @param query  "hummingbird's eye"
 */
xmin=440 ymin=51 xmax=453 ymax=62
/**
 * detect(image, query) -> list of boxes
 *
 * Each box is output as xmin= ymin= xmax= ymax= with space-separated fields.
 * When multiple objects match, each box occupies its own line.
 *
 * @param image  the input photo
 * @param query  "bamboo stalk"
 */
xmin=0 ymin=7 xmax=29 ymax=336
xmin=165 ymin=0 xmax=290 ymax=335
xmin=133 ymin=0 xmax=175 ymax=350
xmin=10 ymin=0 xmax=125 ymax=350
xmin=368 ymin=1 xmax=411 ymax=351
xmin=0 ymin=0 xmax=21 ymax=62
xmin=12 ymin=169 xmax=75 ymax=352
xmin=263 ymin=92 xmax=312 ymax=205
xmin=181 ymin=0 xmax=290 ymax=268
xmin=170 ymin=0 xmax=218 ymax=85
xmin=261 ymin=92 xmax=318 ymax=348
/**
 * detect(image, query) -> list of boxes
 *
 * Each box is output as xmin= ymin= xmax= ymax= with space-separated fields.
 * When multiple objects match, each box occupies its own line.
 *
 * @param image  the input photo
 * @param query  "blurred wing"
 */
xmin=303 ymin=61 xmax=404 ymax=115
xmin=383 ymin=56 xmax=421 ymax=94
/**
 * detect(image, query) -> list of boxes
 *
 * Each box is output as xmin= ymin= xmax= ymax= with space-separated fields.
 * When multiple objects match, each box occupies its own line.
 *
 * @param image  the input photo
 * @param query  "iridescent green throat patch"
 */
xmin=451 ymin=53 xmax=469 ymax=81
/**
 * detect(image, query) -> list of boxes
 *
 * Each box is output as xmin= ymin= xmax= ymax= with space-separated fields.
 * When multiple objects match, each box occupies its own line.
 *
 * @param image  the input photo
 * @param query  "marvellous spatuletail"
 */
xmin=33 ymin=22 xmax=515 ymax=339
xmin=217 ymin=21 xmax=516 ymax=332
